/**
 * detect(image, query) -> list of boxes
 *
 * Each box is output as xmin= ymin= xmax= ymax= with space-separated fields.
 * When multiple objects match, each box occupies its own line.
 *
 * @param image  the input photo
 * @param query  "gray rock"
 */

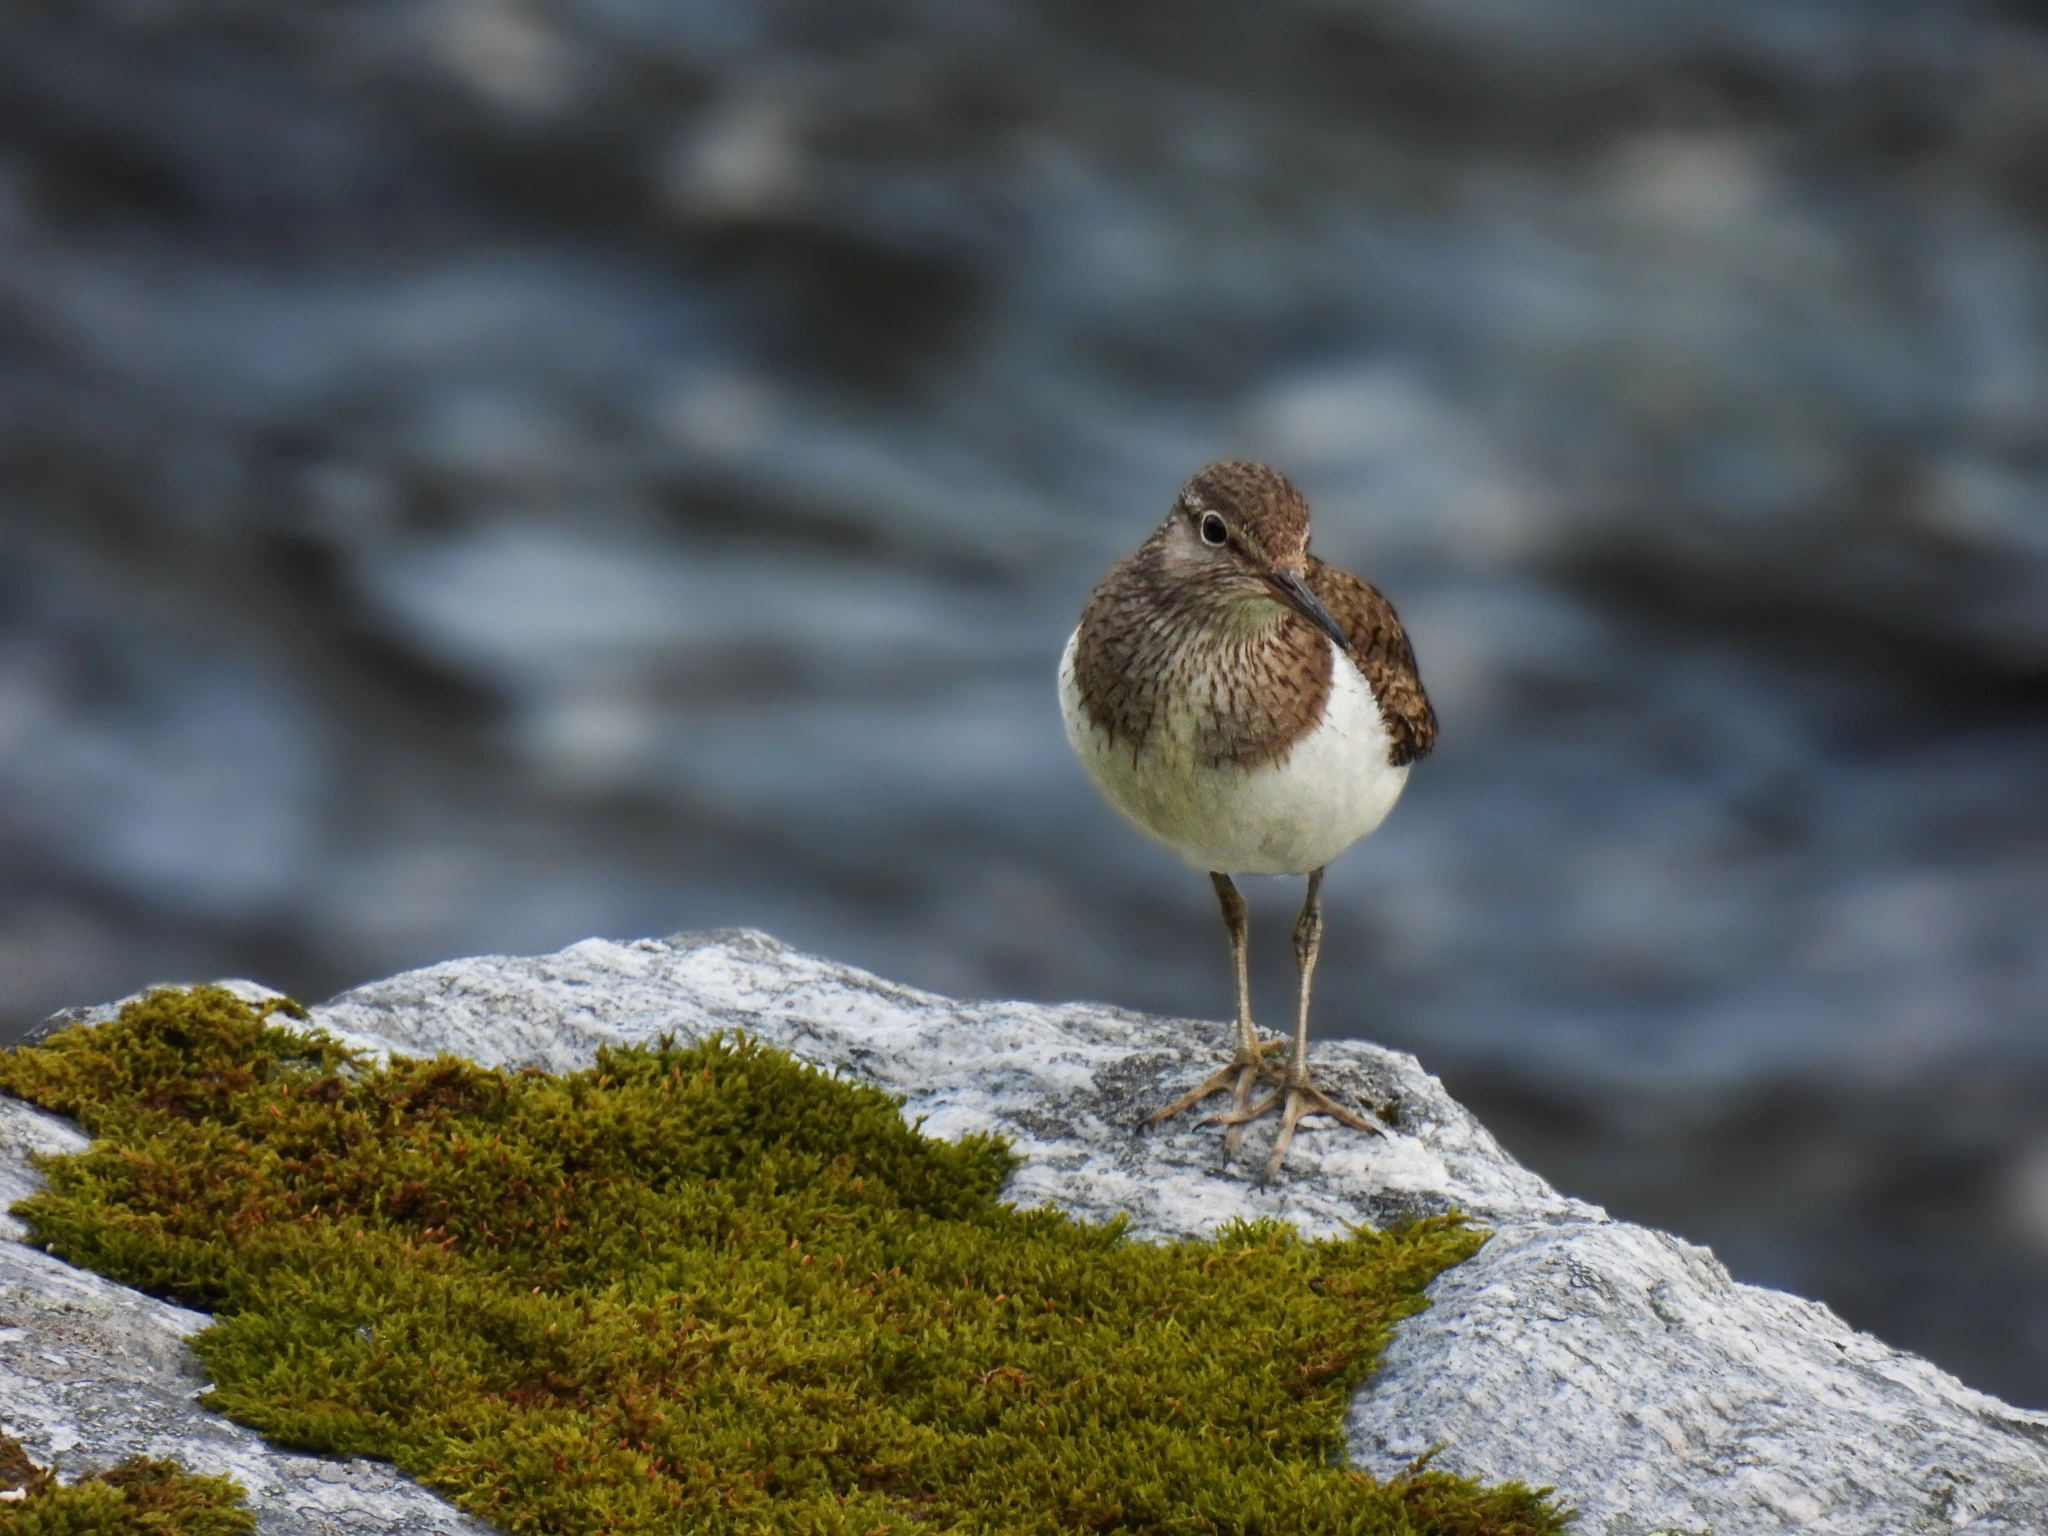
xmin=6 ymin=929 xmax=2048 ymax=1533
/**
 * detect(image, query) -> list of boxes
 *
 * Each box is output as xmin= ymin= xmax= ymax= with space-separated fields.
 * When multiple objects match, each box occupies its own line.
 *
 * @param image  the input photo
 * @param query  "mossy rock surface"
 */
xmin=0 ymin=1428 xmax=255 ymax=1536
xmin=0 ymin=986 xmax=1569 ymax=1535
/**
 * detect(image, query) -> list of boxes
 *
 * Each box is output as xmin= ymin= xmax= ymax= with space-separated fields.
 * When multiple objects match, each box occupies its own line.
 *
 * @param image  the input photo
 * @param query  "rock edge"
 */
xmin=4 ymin=931 xmax=2046 ymax=1535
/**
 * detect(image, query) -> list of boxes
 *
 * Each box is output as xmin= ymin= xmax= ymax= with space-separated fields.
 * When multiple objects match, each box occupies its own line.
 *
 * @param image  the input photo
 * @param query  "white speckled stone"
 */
xmin=313 ymin=929 xmax=1588 ymax=1241
xmin=8 ymin=929 xmax=2048 ymax=1534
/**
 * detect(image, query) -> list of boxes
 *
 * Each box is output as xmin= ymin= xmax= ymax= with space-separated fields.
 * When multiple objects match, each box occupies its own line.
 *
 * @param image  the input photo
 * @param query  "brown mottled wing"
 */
xmin=1305 ymin=557 xmax=1437 ymax=767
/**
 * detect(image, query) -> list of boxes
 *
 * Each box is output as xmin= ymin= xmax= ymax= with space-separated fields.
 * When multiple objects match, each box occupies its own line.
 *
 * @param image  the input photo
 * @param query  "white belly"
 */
xmin=1057 ymin=628 xmax=1409 ymax=875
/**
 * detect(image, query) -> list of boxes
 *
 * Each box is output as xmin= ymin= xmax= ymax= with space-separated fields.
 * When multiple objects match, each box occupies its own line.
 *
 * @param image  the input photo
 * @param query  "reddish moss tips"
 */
xmin=1 ymin=986 xmax=1571 ymax=1536
xmin=0 ymin=1435 xmax=47 ymax=1503
xmin=1 ymin=986 xmax=333 ymax=1137
xmin=0 ymin=1430 xmax=255 ymax=1535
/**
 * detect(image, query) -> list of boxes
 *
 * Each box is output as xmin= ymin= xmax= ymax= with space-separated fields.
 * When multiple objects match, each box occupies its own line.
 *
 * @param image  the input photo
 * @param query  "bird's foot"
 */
xmin=1148 ymin=1037 xmax=1288 ymax=1128
xmin=1208 ymin=1077 xmax=1384 ymax=1178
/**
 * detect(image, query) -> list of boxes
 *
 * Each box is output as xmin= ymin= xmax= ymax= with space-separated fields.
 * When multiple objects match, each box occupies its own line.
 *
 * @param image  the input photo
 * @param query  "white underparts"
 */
xmin=1058 ymin=627 xmax=1409 ymax=875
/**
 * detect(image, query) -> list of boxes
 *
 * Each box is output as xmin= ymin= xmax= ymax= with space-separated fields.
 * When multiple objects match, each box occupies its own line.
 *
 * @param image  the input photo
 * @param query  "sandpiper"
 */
xmin=1058 ymin=460 xmax=1436 ymax=1176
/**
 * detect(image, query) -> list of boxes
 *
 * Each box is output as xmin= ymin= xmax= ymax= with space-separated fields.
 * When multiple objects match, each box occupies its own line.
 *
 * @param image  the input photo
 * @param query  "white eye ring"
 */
xmin=1199 ymin=512 xmax=1228 ymax=546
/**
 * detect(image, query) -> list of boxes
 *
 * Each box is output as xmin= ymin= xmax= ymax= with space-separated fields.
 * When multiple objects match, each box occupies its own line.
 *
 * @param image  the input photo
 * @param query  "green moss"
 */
xmin=0 ymin=986 xmax=1570 ymax=1535
xmin=0 ymin=1429 xmax=255 ymax=1536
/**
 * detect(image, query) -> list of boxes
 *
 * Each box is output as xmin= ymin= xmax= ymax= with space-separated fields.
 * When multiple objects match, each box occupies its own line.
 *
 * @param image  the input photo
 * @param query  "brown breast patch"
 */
xmin=1072 ymin=539 xmax=1335 ymax=772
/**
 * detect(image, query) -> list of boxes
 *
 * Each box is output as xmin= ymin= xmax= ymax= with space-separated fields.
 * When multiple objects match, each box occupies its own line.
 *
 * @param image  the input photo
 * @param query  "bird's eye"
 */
xmin=1199 ymin=512 xmax=1228 ymax=546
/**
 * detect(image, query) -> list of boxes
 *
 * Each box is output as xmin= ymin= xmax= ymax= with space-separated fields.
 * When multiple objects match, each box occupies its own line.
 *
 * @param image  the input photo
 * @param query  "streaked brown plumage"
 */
xmin=1058 ymin=460 xmax=1435 ymax=1175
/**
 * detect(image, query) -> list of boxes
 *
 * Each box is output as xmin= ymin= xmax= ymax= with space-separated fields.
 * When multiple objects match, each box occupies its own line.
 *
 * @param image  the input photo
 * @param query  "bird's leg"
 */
xmin=1150 ymin=873 xmax=1282 ymax=1128
xmin=1212 ymin=869 xmax=1384 ymax=1176
xmin=1268 ymin=868 xmax=1383 ymax=1174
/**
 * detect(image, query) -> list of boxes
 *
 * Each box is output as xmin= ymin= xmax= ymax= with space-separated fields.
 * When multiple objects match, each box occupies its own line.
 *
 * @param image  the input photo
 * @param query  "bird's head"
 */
xmin=1153 ymin=460 xmax=1348 ymax=646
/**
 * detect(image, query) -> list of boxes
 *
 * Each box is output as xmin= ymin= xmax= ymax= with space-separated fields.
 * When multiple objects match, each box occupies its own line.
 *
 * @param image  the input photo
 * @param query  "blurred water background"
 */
xmin=2 ymin=0 xmax=2047 ymax=1400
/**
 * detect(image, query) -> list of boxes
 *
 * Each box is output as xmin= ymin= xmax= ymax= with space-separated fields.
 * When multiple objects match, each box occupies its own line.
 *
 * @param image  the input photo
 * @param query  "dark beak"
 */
xmin=1264 ymin=567 xmax=1350 ymax=649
